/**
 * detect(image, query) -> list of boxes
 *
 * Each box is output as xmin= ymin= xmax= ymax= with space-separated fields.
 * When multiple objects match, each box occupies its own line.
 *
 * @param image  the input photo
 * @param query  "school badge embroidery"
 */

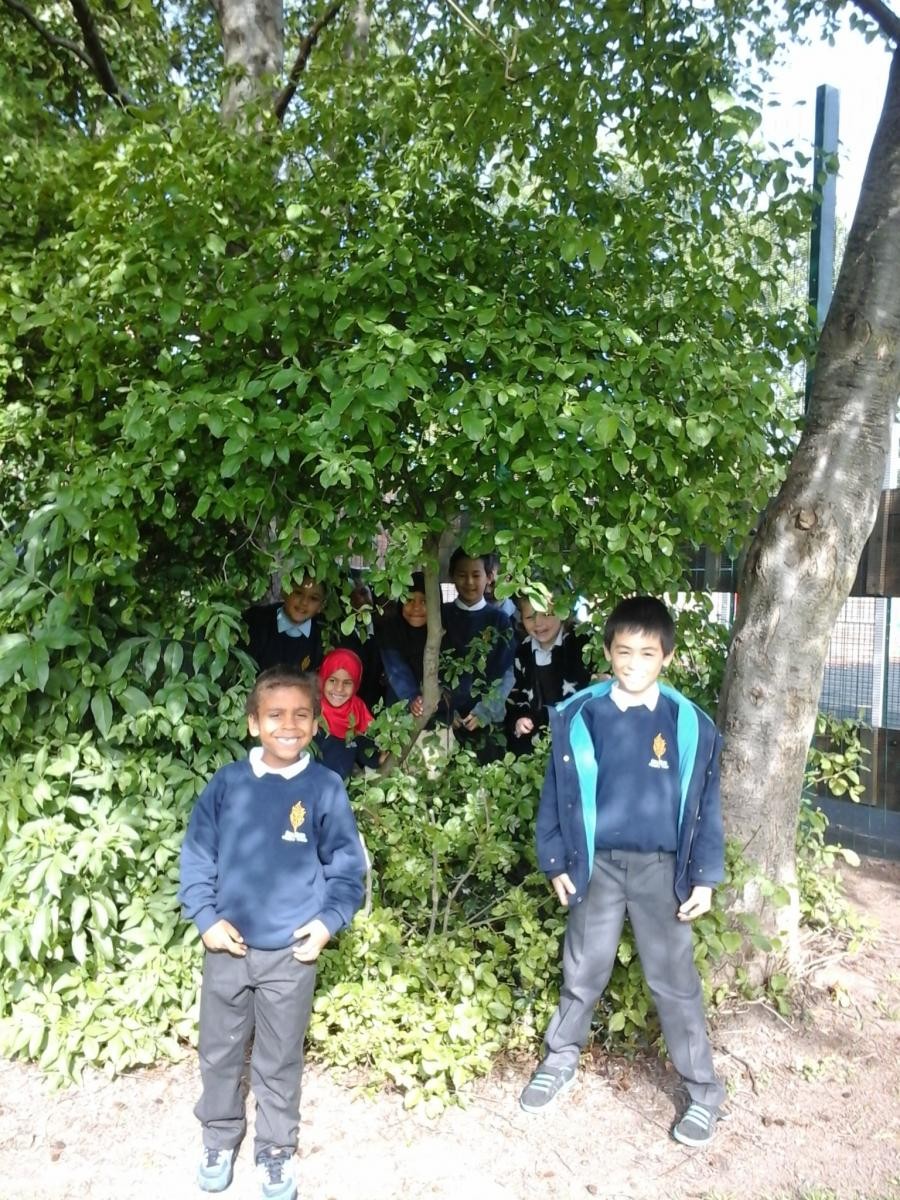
xmin=282 ymin=799 xmax=308 ymax=843
xmin=649 ymin=733 xmax=669 ymax=770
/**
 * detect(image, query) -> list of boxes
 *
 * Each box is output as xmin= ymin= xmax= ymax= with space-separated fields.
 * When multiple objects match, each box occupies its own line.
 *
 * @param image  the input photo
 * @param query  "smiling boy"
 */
xmin=179 ymin=668 xmax=365 ymax=1199
xmin=519 ymin=596 xmax=726 ymax=1146
xmin=504 ymin=596 xmax=591 ymax=756
xmin=244 ymin=578 xmax=327 ymax=673
xmin=441 ymin=548 xmax=515 ymax=745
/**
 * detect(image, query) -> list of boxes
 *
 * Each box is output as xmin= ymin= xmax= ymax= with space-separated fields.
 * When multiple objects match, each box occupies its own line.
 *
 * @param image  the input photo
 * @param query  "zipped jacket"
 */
xmin=535 ymin=680 xmax=724 ymax=905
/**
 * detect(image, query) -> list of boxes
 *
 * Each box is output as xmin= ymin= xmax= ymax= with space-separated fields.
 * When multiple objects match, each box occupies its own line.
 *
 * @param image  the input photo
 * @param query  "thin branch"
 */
xmin=442 ymin=846 xmax=483 ymax=935
xmin=849 ymin=0 xmax=900 ymax=43
xmin=274 ymin=0 xmax=346 ymax=123
xmin=68 ymin=0 xmax=137 ymax=107
xmin=1 ymin=0 xmax=93 ymax=69
xmin=441 ymin=0 xmax=505 ymax=56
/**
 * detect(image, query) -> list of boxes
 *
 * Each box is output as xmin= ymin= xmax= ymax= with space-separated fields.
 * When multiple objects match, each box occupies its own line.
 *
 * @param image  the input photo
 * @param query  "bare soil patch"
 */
xmin=1 ymin=857 xmax=898 ymax=1200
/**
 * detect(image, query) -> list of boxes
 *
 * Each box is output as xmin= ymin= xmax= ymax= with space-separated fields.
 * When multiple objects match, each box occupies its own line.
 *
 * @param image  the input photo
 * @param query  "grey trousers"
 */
xmin=543 ymin=850 xmax=725 ymax=1108
xmin=195 ymin=945 xmax=317 ymax=1159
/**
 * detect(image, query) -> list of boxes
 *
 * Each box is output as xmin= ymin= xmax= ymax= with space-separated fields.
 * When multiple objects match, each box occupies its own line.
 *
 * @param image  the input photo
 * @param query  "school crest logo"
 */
xmin=282 ymin=799 xmax=308 ymax=843
xmin=649 ymin=733 xmax=669 ymax=770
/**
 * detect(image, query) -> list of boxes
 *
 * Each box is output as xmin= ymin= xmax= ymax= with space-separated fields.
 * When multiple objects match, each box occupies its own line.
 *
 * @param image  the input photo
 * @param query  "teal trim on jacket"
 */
xmin=537 ymin=682 xmax=724 ymax=905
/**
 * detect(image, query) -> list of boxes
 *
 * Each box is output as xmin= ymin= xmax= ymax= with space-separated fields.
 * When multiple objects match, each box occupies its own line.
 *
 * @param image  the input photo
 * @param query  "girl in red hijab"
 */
xmin=315 ymin=649 xmax=379 ymax=779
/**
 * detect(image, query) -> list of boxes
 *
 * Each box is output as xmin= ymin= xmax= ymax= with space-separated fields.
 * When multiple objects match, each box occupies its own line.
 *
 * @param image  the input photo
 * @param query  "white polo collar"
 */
xmin=249 ymin=746 xmax=311 ymax=779
xmin=610 ymin=682 xmax=660 ymax=712
xmin=455 ymin=597 xmax=487 ymax=612
xmin=530 ymin=628 xmax=564 ymax=666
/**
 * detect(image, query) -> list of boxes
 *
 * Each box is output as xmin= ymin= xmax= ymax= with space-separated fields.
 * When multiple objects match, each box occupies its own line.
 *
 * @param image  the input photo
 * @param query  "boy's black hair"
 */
xmin=409 ymin=571 xmax=426 ymax=594
xmin=246 ymin=667 xmax=321 ymax=717
xmin=603 ymin=596 xmax=675 ymax=656
xmin=448 ymin=546 xmax=491 ymax=574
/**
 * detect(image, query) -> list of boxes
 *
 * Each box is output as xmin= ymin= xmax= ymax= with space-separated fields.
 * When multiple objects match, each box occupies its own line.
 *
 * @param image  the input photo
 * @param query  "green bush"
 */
xmin=0 ymin=618 xmax=868 ymax=1104
xmin=0 ymin=613 xmax=255 ymax=1084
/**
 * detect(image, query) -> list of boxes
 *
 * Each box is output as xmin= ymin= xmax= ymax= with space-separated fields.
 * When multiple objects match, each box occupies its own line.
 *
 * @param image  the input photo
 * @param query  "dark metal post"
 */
xmin=805 ymin=83 xmax=840 ymax=408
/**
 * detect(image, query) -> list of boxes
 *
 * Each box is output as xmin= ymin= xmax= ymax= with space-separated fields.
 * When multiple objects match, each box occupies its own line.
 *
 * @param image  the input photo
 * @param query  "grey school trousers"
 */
xmin=195 ymin=945 xmax=317 ymax=1159
xmin=543 ymin=850 xmax=725 ymax=1109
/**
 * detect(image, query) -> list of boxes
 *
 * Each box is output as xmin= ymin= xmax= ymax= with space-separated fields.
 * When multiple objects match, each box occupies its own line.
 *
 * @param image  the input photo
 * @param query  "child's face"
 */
xmin=402 ymin=591 xmax=427 ymax=627
xmin=520 ymin=600 xmax=563 ymax=649
xmin=452 ymin=557 xmax=488 ymax=606
xmin=323 ymin=668 xmax=355 ymax=709
xmin=282 ymin=579 xmax=324 ymax=624
xmin=350 ymin=582 xmax=373 ymax=612
xmin=604 ymin=629 xmax=673 ymax=697
xmin=247 ymin=685 xmax=316 ymax=767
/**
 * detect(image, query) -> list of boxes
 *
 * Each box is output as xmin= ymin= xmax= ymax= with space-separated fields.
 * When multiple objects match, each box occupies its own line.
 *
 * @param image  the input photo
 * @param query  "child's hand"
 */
xmin=677 ymin=886 xmax=712 ymax=921
xmin=201 ymin=919 xmax=246 ymax=956
xmin=409 ymin=695 xmax=424 ymax=718
xmin=551 ymin=873 xmax=576 ymax=907
xmin=292 ymin=919 xmax=331 ymax=962
xmin=515 ymin=716 xmax=535 ymax=737
xmin=460 ymin=712 xmax=480 ymax=732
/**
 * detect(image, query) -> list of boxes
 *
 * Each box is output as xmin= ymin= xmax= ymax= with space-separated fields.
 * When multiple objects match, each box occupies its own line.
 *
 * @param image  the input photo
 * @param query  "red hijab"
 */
xmin=318 ymin=648 xmax=373 ymax=740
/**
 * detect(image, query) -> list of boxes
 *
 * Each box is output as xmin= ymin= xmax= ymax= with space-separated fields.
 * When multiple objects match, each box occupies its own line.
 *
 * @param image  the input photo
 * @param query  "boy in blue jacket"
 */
xmin=179 ymin=668 xmax=366 ymax=1199
xmin=520 ymin=597 xmax=726 ymax=1146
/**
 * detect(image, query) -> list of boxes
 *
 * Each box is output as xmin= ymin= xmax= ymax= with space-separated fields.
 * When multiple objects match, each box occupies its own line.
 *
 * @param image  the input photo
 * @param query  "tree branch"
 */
xmin=849 ymin=0 xmax=900 ymax=43
xmin=273 ymin=0 xmax=346 ymax=123
xmin=1 ymin=0 xmax=94 ymax=70
xmin=68 ymin=0 xmax=137 ymax=107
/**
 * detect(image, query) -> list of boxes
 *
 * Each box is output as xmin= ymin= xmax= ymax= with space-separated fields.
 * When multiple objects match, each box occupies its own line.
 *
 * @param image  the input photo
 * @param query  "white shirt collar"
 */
xmin=249 ymin=746 xmax=311 ymax=779
xmin=610 ymin=682 xmax=660 ymax=712
xmin=455 ymin=597 xmax=487 ymax=612
xmin=530 ymin=628 xmax=564 ymax=666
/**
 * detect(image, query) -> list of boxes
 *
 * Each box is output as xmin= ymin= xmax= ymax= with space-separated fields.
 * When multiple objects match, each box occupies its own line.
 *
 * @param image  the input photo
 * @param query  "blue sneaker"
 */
xmin=256 ymin=1150 xmax=297 ymax=1200
xmin=197 ymin=1146 xmax=236 ymax=1192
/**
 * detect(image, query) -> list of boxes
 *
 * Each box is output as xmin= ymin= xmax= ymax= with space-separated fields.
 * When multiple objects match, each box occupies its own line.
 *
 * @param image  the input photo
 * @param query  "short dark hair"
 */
xmin=246 ymin=668 xmax=320 ymax=717
xmin=448 ymin=546 xmax=490 ymax=574
xmin=603 ymin=596 xmax=675 ymax=656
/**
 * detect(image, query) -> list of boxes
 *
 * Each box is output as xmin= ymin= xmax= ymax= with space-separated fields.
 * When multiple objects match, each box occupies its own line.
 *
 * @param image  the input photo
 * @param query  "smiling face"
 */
xmin=604 ymin=629 xmax=673 ymax=698
xmin=402 ymin=590 xmax=427 ymax=628
xmin=282 ymin=579 xmax=325 ymax=625
xmin=247 ymin=684 xmax=317 ymax=767
xmin=322 ymin=668 xmax=355 ymax=709
xmin=519 ymin=599 xmax=563 ymax=650
xmin=451 ymin=556 xmax=488 ymax=606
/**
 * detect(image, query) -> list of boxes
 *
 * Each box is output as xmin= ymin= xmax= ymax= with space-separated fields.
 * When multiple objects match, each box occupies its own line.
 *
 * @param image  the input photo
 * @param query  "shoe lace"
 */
xmin=261 ymin=1153 xmax=287 ymax=1184
xmin=203 ymin=1148 xmax=225 ymax=1167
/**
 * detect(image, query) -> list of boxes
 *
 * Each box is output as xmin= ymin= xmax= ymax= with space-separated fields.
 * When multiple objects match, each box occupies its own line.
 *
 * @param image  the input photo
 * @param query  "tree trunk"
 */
xmin=718 ymin=48 xmax=900 ymax=952
xmin=420 ymin=544 xmax=444 ymax=724
xmin=211 ymin=0 xmax=283 ymax=122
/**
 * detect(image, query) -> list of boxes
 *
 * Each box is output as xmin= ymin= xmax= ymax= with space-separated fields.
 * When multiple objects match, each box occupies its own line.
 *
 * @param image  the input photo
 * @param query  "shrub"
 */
xmin=0 ymin=626 xmax=867 ymax=1104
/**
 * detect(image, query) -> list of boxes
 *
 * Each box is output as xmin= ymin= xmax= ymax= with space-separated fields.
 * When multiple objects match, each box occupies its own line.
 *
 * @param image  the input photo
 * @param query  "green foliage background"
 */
xmin=0 ymin=0 xmax=856 ymax=1104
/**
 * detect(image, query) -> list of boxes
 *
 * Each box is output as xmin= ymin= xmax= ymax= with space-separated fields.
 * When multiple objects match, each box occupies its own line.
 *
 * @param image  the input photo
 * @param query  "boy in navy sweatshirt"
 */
xmin=179 ymin=668 xmax=365 ymax=1199
xmin=519 ymin=597 xmax=726 ymax=1147
xmin=243 ymin=578 xmax=326 ymax=673
xmin=441 ymin=548 xmax=515 ymax=748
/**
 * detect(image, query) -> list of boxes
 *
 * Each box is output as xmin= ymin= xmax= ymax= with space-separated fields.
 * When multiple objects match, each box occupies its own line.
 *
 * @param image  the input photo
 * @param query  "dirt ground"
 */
xmin=1 ymin=857 xmax=898 ymax=1200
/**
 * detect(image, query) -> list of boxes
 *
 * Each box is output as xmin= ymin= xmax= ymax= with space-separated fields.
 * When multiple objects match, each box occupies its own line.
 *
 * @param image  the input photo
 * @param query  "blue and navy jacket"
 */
xmin=535 ymin=680 xmax=724 ymax=905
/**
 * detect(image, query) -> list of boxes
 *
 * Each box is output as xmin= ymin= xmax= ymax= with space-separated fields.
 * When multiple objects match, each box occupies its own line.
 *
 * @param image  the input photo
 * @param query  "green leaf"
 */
xmin=91 ymin=691 xmax=113 ymax=738
xmin=119 ymin=687 xmax=151 ymax=716
xmin=461 ymin=411 xmax=487 ymax=441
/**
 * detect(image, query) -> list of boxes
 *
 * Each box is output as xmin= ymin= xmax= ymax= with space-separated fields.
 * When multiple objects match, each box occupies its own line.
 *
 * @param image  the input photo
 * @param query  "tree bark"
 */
xmin=718 ymin=48 xmax=900 ymax=950
xmin=211 ymin=0 xmax=283 ymax=122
